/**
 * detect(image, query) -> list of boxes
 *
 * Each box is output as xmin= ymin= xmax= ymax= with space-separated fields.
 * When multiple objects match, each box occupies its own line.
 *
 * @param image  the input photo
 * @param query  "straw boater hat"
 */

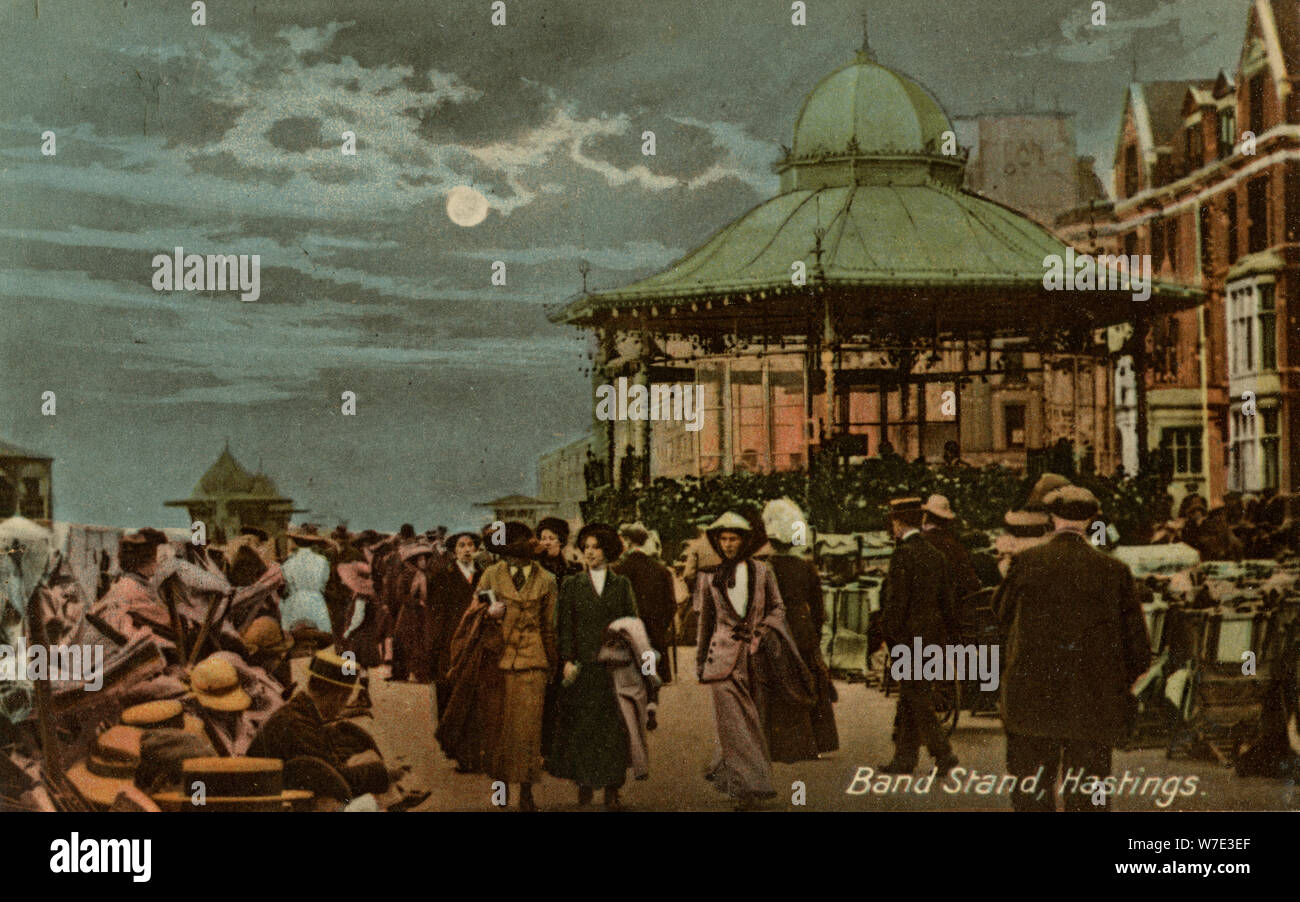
xmin=239 ymin=616 xmax=294 ymax=657
xmin=307 ymin=648 xmax=360 ymax=690
xmin=576 ymin=523 xmax=623 ymax=562
xmin=1044 ymin=485 xmax=1102 ymax=521
xmin=151 ymin=757 xmax=313 ymax=812
xmin=337 ymin=561 xmax=374 ymax=597
xmin=121 ymin=699 xmax=206 ymax=736
xmin=188 ymin=655 xmax=252 ymax=712
xmin=921 ymin=494 xmax=956 ymax=520
xmin=66 ymin=725 xmax=143 ymax=808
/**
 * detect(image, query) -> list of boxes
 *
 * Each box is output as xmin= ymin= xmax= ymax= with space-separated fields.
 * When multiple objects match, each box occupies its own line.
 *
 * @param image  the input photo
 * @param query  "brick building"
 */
xmin=1057 ymin=0 xmax=1300 ymax=507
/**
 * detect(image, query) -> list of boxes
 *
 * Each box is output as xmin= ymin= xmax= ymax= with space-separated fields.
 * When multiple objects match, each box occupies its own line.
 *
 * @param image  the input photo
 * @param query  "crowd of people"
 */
xmin=5 ymin=468 xmax=1291 ymax=813
xmin=0 ymin=503 xmax=844 ymax=812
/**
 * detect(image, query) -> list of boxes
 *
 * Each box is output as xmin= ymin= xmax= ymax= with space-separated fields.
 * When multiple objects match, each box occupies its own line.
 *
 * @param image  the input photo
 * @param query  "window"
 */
xmin=1247 ymin=176 xmax=1269 ymax=253
xmin=1004 ymin=403 xmax=1026 ymax=449
xmin=1199 ymin=204 xmax=1212 ymax=275
xmin=1258 ymin=282 xmax=1276 ymax=370
xmin=1151 ymin=219 xmax=1164 ymax=263
xmin=1152 ymin=316 xmax=1180 ymax=381
xmin=1166 ymin=218 xmax=1179 ymax=272
xmin=1230 ymin=287 xmax=1255 ymax=374
xmin=1124 ymin=144 xmax=1138 ymax=197
xmin=1218 ymin=110 xmax=1236 ymax=158
xmin=1231 ymin=411 xmax=1255 ymax=490
xmin=768 ymin=360 xmax=805 ymax=470
xmin=1226 ymin=194 xmax=1239 ymax=263
xmin=729 ymin=363 xmax=765 ymax=472
xmin=1249 ymin=74 xmax=1265 ymax=136
xmin=1124 ymin=231 xmax=1137 ymax=259
xmin=1164 ymin=427 xmax=1203 ymax=477
xmin=1261 ymin=409 xmax=1279 ymax=490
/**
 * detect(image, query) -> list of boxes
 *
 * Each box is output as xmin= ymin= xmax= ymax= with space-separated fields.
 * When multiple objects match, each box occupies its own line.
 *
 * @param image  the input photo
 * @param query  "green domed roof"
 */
xmin=791 ymin=54 xmax=952 ymax=158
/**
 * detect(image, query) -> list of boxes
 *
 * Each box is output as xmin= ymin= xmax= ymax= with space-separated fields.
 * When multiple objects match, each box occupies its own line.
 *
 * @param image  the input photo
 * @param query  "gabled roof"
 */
xmin=1141 ymin=81 xmax=1216 ymax=149
xmin=166 ymin=445 xmax=290 ymax=504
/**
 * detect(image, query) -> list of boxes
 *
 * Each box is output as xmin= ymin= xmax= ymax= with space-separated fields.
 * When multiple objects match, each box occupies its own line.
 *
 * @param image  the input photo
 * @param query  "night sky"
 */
xmin=0 ymin=0 xmax=1249 ymax=530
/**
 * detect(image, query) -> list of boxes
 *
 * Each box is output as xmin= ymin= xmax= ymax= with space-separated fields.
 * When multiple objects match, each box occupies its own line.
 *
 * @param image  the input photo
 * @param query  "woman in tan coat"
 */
xmin=480 ymin=521 xmax=558 ymax=811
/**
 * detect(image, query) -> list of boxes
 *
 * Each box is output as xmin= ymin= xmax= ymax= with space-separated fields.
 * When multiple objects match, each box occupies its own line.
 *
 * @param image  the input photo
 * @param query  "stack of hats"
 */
xmin=150 ymin=757 xmax=312 ymax=812
xmin=125 ymin=699 xmax=219 ymax=794
xmin=66 ymin=725 xmax=144 ymax=808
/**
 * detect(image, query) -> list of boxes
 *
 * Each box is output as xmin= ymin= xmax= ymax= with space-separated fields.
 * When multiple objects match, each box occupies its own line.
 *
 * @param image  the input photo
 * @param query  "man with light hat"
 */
xmin=920 ymin=494 xmax=981 ymax=599
xmin=992 ymin=484 xmax=1150 ymax=811
xmin=247 ymin=649 xmax=395 ymax=798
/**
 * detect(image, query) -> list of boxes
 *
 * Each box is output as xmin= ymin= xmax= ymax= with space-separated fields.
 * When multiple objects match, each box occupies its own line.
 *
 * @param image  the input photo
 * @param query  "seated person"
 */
xmin=246 ymin=649 xmax=399 ymax=799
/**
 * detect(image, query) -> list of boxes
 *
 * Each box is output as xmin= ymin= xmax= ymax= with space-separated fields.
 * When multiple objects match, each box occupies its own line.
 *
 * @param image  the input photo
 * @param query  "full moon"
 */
xmin=446 ymin=185 xmax=489 ymax=227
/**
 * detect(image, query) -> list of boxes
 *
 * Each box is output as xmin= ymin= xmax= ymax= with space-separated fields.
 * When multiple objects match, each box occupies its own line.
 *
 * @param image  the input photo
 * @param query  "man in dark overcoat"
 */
xmin=879 ymin=497 xmax=958 ymax=775
xmin=614 ymin=523 xmax=676 ymax=684
xmin=993 ymin=485 xmax=1150 ymax=811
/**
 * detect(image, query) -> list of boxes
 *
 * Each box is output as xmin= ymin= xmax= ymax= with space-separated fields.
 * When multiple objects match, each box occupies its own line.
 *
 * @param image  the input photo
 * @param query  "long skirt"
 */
xmin=705 ymin=647 xmax=775 ymax=800
xmin=490 ymin=669 xmax=548 ymax=784
xmin=549 ymin=664 xmax=629 ymax=789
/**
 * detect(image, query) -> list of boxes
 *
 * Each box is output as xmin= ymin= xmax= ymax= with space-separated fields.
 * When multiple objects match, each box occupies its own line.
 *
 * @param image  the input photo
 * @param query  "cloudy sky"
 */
xmin=0 ymin=0 xmax=1250 ymax=531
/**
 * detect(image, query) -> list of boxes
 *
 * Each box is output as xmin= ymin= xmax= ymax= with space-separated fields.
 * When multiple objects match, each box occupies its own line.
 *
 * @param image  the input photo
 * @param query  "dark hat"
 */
xmin=486 ymin=521 xmax=537 ymax=559
xmin=1044 ymin=485 xmax=1101 ymax=521
xmin=536 ymin=517 xmax=571 ymax=545
xmin=446 ymin=530 xmax=482 ymax=550
xmin=888 ymin=497 xmax=924 ymax=515
xmin=307 ymin=649 xmax=360 ymax=689
xmin=576 ymin=523 xmax=623 ymax=562
xmin=356 ymin=529 xmax=383 ymax=546
xmin=398 ymin=524 xmax=416 ymax=539
xmin=238 ymin=526 xmax=270 ymax=542
xmin=135 ymin=728 xmax=217 ymax=793
xmin=137 ymin=528 xmax=170 ymax=547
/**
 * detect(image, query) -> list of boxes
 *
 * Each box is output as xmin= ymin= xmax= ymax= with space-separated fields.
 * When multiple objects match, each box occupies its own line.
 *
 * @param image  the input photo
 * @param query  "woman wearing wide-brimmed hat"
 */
xmin=694 ymin=510 xmax=807 ymax=809
xmin=478 ymin=521 xmax=557 ymax=811
xmin=549 ymin=523 xmax=638 ymax=809
xmin=389 ymin=541 xmax=437 ymax=683
xmin=336 ymin=561 xmax=388 ymax=712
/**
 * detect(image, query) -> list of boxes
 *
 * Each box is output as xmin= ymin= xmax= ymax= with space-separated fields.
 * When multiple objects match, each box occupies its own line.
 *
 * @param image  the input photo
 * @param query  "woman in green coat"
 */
xmin=550 ymin=523 xmax=639 ymax=809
